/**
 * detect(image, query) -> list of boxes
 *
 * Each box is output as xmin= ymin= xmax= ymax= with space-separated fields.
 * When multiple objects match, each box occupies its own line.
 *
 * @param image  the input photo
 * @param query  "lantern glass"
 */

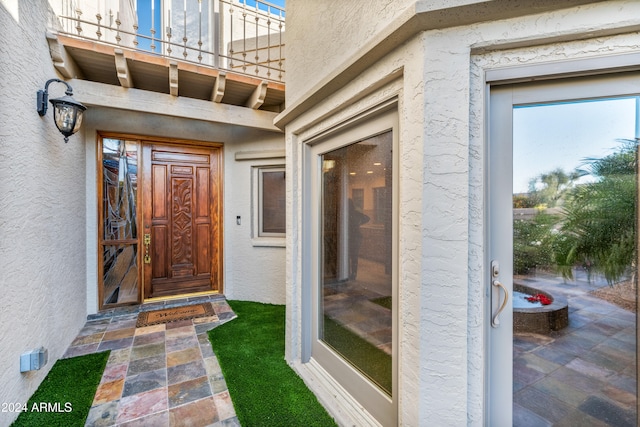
xmin=50 ymin=96 xmax=86 ymax=140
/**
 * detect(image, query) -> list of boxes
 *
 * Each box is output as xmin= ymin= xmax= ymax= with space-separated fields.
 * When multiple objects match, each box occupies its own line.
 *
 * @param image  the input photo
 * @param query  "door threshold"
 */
xmin=143 ymin=290 xmax=221 ymax=304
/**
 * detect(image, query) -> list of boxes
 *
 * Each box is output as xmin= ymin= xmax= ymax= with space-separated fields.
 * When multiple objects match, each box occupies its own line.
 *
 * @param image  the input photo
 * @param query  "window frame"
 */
xmin=304 ymin=101 xmax=399 ymax=426
xmin=252 ymin=164 xmax=286 ymax=246
xmin=486 ymin=70 xmax=640 ymax=427
xmin=97 ymin=135 xmax=142 ymax=309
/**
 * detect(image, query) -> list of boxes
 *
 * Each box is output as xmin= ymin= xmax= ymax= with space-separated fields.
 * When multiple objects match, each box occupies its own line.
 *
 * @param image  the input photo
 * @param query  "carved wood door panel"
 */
xmin=142 ymin=143 xmax=222 ymax=299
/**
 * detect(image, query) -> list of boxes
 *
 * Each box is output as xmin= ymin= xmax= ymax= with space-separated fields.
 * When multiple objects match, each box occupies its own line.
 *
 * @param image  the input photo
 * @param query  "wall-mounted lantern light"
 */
xmin=37 ymin=79 xmax=86 ymax=143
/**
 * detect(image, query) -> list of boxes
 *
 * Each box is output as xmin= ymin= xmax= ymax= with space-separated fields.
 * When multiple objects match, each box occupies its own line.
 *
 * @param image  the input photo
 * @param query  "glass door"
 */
xmin=488 ymin=75 xmax=640 ymax=426
xmin=98 ymin=136 xmax=141 ymax=308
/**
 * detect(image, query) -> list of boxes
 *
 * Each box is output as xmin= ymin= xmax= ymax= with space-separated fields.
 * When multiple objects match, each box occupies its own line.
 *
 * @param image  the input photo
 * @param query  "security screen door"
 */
xmin=488 ymin=73 xmax=639 ymax=426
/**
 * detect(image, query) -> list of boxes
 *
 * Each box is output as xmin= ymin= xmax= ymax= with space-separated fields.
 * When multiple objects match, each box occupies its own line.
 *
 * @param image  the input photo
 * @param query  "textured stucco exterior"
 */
xmin=1 ymin=0 xmax=285 ymax=422
xmin=3 ymin=0 xmax=640 ymax=425
xmin=223 ymin=138 xmax=287 ymax=305
xmin=284 ymin=0 xmax=413 ymax=99
xmin=0 ymin=1 xmax=88 ymax=424
xmin=281 ymin=1 xmax=640 ymax=425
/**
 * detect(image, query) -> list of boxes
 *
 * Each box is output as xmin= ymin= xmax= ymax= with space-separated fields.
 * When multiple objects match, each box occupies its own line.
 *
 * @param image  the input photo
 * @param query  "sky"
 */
xmin=244 ymin=0 xmax=285 ymax=7
xmin=513 ymin=97 xmax=638 ymax=193
xmin=135 ymin=0 xmax=286 ymax=50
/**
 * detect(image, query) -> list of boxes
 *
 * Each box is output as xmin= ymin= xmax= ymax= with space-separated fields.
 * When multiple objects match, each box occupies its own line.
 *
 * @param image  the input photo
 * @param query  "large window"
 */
xmin=308 ymin=104 xmax=398 ymax=426
xmin=320 ymin=131 xmax=393 ymax=392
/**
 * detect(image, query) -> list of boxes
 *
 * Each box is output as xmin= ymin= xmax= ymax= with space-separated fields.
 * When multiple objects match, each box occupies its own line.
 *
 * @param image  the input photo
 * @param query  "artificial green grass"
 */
xmin=208 ymin=301 xmax=337 ymax=427
xmin=323 ymin=315 xmax=392 ymax=394
xmin=11 ymin=351 xmax=109 ymax=427
xmin=370 ymin=295 xmax=392 ymax=310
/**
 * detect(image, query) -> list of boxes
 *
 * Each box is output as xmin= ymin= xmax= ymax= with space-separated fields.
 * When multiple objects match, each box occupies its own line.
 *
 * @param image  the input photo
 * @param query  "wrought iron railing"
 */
xmin=48 ymin=0 xmax=285 ymax=82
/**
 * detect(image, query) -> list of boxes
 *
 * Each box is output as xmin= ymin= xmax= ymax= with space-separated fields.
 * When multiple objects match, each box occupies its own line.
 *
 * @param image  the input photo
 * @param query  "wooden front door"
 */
xmin=142 ymin=143 xmax=222 ymax=299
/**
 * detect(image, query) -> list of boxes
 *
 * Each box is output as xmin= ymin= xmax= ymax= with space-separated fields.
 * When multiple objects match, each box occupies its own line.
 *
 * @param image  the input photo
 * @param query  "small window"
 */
xmin=254 ymin=166 xmax=286 ymax=242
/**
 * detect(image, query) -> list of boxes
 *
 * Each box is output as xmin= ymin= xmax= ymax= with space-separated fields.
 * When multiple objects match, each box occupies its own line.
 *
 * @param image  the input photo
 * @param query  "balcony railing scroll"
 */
xmin=48 ymin=0 xmax=285 ymax=82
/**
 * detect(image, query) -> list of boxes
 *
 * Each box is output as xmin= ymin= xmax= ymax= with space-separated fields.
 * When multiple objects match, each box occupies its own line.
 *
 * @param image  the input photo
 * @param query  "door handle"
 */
xmin=491 ymin=279 xmax=509 ymax=327
xmin=491 ymin=260 xmax=509 ymax=328
xmin=143 ymin=233 xmax=151 ymax=264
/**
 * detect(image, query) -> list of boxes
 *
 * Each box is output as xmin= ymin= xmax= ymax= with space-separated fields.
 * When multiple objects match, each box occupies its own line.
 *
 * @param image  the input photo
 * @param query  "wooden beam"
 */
xmin=45 ymin=31 xmax=84 ymax=79
xmin=211 ymin=72 xmax=226 ymax=103
xmin=245 ymin=81 xmax=269 ymax=109
xmin=169 ymin=61 xmax=178 ymax=96
xmin=177 ymin=61 xmax=220 ymax=77
xmin=114 ymin=49 xmax=133 ymax=88
xmin=69 ymin=79 xmax=283 ymax=132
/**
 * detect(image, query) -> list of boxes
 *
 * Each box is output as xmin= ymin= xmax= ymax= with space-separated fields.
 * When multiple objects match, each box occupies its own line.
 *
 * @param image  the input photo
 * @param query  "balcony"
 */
xmin=46 ymin=0 xmax=285 ymax=112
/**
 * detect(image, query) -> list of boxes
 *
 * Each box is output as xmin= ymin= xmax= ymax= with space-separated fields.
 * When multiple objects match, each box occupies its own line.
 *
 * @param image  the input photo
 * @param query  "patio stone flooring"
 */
xmin=513 ymin=270 xmax=637 ymax=426
xmin=59 ymin=269 xmax=637 ymax=426
xmin=325 ymin=262 xmax=638 ymax=426
xmin=61 ymin=294 xmax=239 ymax=427
xmin=323 ymin=258 xmax=393 ymax=355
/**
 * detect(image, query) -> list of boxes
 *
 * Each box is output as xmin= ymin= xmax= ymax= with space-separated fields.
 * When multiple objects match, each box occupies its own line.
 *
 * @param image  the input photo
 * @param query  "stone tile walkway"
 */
xmin=322 ymin=258 xmax=393 ymax=354
xmin=61 ymin=295 xmax=239 ymax=427
xmin=64 ymin=271 xmax=636 ymax=426
xmin=513 ymin=271 xmax=637 ymax=427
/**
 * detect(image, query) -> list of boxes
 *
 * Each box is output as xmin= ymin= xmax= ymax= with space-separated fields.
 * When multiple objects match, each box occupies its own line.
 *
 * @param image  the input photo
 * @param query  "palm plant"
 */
xmin=527 ymin=168 xmax=581 ymax=208
xmin=554 ymin=140 xmax=637 ymax=284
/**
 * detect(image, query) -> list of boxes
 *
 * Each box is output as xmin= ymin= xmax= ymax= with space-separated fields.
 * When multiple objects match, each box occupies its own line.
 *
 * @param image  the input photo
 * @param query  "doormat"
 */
xmin=136 ymin=302 xmax=215 ymax=328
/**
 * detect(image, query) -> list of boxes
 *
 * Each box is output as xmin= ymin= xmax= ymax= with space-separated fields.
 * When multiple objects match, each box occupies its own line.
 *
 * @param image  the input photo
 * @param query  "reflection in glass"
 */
xmin=320 ymin=131 xmax=393 ymax=395
xmin=102 ymin=138 xmax=139 ymax=306
xmin=103 ymin=244 xmax=139 ymax=305
xmin=103 ymin=139 xmax=138 ymax=240
xmin=512 ymin=98 xmax=637 ymax=425
xmin=261 ymin=170 xmax=286 ymax=234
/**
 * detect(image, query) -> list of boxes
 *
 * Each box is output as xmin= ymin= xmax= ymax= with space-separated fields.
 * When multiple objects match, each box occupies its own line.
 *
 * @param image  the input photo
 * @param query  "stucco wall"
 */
xmin=0 ymin=1 xmax=88 ymax=424
xmin=283 ymin=1 xmax=640 ymax=426
xmin=83 ymin=108 xmax=286 ymax=313
xmin=283 ymin=0 xmax=602 ymax=107
xmin=284 ymin=33 xmax=427 ymax=427
xmin=223 ymin=134 xmax=287 ymax=304
xmin=285 ymin=0 xmax=413 ymax=101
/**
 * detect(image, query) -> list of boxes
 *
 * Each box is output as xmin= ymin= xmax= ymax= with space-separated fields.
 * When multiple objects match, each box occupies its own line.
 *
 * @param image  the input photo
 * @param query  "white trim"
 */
xmin=293 ymin=358 xmax=383 ymax=427
xmin=509 ymin=73 xmax=640 ymax=106
xmin=250 ymin=237 xmax=285 ymax=247
xmin=303 ymin=96 xmax=399 ymax=146
xmin=235 ymin=149 xmax=286 ymax=161
xmin=485 ymin=52 xmax=640 ymax=85
xmin=305 ymin=104 xmax=399 ymax=426
xmin=252 ymin=165 xmax=286 ymax=247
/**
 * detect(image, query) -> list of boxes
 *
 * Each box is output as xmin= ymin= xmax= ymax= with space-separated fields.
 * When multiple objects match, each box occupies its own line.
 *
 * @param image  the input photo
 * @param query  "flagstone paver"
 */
xmin=513 ymin=271 xmax=637 ymax=426
xmin=64 ymin=272 xmax=637 ymax=426
xmin=62 ymin=294 xmax=238 ymax=426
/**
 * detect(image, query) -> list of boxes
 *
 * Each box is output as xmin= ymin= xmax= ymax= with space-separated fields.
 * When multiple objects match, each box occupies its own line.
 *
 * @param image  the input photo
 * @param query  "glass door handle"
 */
xmin=491 ymin=279 xmax=509 ymax=327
